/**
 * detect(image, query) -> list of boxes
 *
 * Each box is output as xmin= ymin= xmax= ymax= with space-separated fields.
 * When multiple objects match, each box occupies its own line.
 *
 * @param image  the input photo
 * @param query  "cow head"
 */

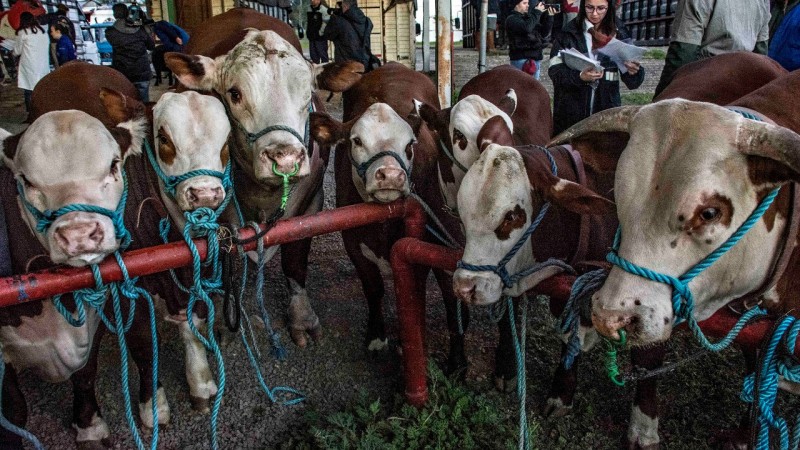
xmin=565 ymin=100 xmax=800 ymax=346
xmin=311 ymin=103 xmax=418 ymax=203
xmin=416 ymin=91 xmax=516 ymax=214
xmin=0 ymin=93 xmax=146 ymax=267
xmin=148 ymin=91 xmax=231 ymax=221
xmin=166 ymin=30 xmax=362 ymax=186
xmin=453 ymin=120 xmax=614 ymax=305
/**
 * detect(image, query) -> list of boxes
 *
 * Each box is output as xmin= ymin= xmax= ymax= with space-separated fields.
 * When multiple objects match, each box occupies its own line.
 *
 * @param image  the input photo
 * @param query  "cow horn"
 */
xmin=738 ymin=119 xmax=800 ymax=181
xmin=549 ymin=106 xmax=641 ymax=146
xmin=497 ymin=89 xmax=517 ymax=117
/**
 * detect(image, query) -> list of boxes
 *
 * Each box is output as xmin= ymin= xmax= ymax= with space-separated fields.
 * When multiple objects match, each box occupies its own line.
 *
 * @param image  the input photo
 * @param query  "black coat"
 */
xmin=322 ymin=7 xmax=368 ymax=65
xmin=307 ymin=5 xmax=326 ymax=41
xmin=106 ymin=20 xmax=155 ymax=83
xmin=548 ymin=18 xmax=645 ymax=135
xmin=505 ymin=9 xmax=552 ymax=61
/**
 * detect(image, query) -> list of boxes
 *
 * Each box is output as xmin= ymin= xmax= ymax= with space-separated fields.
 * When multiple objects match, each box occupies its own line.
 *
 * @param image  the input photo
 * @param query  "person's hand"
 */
xmin=176 ymin=37 xmax=183 ymax=45
xmin=534 ymin=1 xmax=546 ymax=12
xmin=624 ymin=60 xmax=640 ymax=75
xmin=580 ymin=68 xmax=603 ymax=82
xmin=546 ymin=5 xmax=558 ymax=15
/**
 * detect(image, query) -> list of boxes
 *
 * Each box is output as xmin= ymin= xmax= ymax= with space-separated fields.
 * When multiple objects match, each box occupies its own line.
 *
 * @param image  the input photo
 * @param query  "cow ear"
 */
xmin=415 ymin=100 xmax=450 ymax=137
xmin=568 ymin=131 xmax=629 ymax=173
xmin=313 ymin=60 xmax=363 ymax=92
xmin=476 ymin=115 xmax=514 ymax=152
xmin=99 ymin=87 xmax=145 ymax=125
xmin=0 ymin=128 xmax=20 ymax=170
xmin=407 ymin=111 xmax=424 ymax=138
xmin=738 ymin=120 xmax=800 ymax=188
xmin=310 ymin=112 xmax=345 ymax=146
xmin=543 ymin=179 xmax=616 ymax=216
xmin=165 ymin=52 xmax=217 ymax=92
xmin=497 ymin=89 xmax=517 ymax=117
xmin=100 ymin=88 xmax=147 ymax=160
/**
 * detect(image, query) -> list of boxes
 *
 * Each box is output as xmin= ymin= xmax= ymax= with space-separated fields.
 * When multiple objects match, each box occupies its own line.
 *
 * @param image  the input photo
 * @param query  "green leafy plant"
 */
xmin=621 ymin=92 xmax=654 ymax=105
xmin=643 ymin=48 xmax=667 ymax=60
xmin=281 ymin=362 xmax=526 ymax=449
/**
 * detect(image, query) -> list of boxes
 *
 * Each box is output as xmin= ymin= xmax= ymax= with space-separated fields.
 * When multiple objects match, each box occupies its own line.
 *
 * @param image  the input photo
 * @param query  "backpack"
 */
xmin=345 ymin=12 xmax=381 ymax=72
xmin=769 ymin=4 xmax=800 ymax=71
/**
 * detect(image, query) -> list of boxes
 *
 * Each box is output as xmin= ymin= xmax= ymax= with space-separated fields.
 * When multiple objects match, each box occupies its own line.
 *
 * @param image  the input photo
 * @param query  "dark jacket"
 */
xmin=106 ymin=20 xmax=155 ymax=83
xmin=307 ymin=4 xmax=326 ymax=41
xmin=322 ymin=6 xmax=369 ymax=65
xmin=506 ymin=9 xmax=553 ymax=61
xmin=548 ymin=17 xmax=645 ymax=135
xmin=55 ymin=34 xmax=76 ymax=65
xmin=153 ymin=20 xmax=189 ymax=53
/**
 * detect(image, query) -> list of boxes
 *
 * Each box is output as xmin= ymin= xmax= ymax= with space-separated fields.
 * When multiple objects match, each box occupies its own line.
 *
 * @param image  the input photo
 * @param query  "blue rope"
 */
xmin=350 ymin=149 xmax=412 ymax=184
xmin=506 ymin=295 xmax=530 ymax=450
xmin=606 ymin=187 xmax=779 ymax=351
xmin=0 ymin=354 xmax=44 ymax=449
xmin=224 ymin=100 xmax=313 ymax=149
xmin=249 ymin=222 xmax=288 ymax=361
xmin=16 ymin=172 xmax=132 ymax=248
xmin=438 ymin=138 xmax=469 ymax=173
xmin=558 ymin=269 xmax=608 ymax=369
xmin=144 ymin=140 xmax=232 ymax=199
xmin=740 ymin=315 xmax=800 ymax=450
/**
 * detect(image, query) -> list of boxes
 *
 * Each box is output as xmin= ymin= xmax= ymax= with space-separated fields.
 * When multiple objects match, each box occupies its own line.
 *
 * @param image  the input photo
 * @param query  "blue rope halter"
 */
xmin=438 ymin=138 xmax=469 ymax=173
xmin=350 ymin=148 xmax=412 ymax=185
xmin=16 ymin=172 xmax=131 ymax=248
xmin=224 ymin=100 xmax=313 ymax=150
xmin=144 ymin=140 xmax=233 ymax=201
xmin=606 ymin=187 xmax=779 ymax=351
xmin=456 ymin=147 xmax=571 ymax=289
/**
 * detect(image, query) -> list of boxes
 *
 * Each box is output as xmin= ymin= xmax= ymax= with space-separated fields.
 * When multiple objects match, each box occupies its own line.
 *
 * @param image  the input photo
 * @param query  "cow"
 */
xmin=549 ymin=71 xmax=800 ymax=448
xmin=0 ymin=95 xmax=153 ymax=449
xmin=166 ymin=9 xmax=363 ymax=348
xmin=416 ymin=65 xmax=552 ymax=214
xmin=309 ymin=62 xmax=468 ymax=371
xmin=654 ymin=52 xmax=787 ymax=105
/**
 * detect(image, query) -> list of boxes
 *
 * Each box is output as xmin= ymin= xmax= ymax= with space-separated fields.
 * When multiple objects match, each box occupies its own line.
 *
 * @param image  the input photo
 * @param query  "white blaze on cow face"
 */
xmin=592 ymin=100 xmax=787 ymax=346
xmin=4 ymin=110 xmax=144 ymax=266
xmin=439 ymin=95 xmax=513 ymax=212
xmin=453 ymin=145 xmax=536 ymax=304
xmin=350 ymin=103 xmax=416 ymax=203
xmin=153 ymin=91 xmax=231 ymax=219
xmin=179 ymin=30 xmax=315 ymax=185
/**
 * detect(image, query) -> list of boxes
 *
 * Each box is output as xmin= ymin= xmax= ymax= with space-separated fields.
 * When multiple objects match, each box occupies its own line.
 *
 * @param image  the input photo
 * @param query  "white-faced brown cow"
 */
xmin=551 ymin=71 xmax=800 ymax=448
xmin=416 ymin=65 xmax=552 ymax=214
xmin=0 ymin=105 xmax=152 ymax=448
xmin=309 ymin=62 xmax=468 ymax=370
xmin=166 ymin=9 xmax=362 ymax=347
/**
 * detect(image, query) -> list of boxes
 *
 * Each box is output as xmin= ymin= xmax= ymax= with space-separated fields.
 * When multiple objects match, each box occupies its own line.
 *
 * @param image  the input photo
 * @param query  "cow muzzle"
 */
xmin=50 ymin=213 xmax=118 ymax=266
xmin=453 ymin=269 xmax=503 ymax=305
xmin=366 ymin=165 xmax=408 ymax=203
xmin=590 ymin=284 xmax=673 ymax=345
xmin=177 ymin=176 xmax=226 ymax=211
xmin=256 ymin=143 xmax=309 ymax=183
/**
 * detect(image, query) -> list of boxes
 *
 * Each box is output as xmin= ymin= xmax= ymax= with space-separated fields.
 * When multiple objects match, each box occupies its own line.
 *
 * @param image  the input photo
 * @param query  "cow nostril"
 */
xmin=187 ymin=188 xmax=199 ymax=204
xmin=212 ymin=187 xmax=223 ymax=200
xmin=375 ymin=169 xmax=386 ymax=181
xmin=88 ymin=223 xmax=103 ymax=244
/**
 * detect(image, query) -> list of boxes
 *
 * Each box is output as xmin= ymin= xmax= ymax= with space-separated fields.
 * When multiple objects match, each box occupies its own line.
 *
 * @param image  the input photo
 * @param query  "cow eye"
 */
xmin=20 ymin=174 xmax=32 ymax=188
xmin=227 ymin=87 xmax=242 ymax=103
xmin=453 ymin=129 xmax=465 ymax=142
xmin=158 ymin=133 xmax=168 ymax=145
xmin=405 ymin=139 xmax=416 ymax=159
xmin=700 ymin=207 xmax=720 ymax=222
xmin=110 ymin=158 xmax=120 ymax=176
xmin=352 ymin=137 xmax=363 ymax=147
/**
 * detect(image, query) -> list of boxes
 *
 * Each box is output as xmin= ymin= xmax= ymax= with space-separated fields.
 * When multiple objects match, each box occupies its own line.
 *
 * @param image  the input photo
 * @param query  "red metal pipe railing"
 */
xmin=0 ymin=198 xmax=425 ymax=306
xmin=390 ymin=236 xmax=800 ymax=407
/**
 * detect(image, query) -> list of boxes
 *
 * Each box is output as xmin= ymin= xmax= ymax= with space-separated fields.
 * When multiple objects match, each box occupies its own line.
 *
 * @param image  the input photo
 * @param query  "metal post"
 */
xmin=478 ymin=0 xmax=488 ymax=73
xmin=436 ymin=0 xmax=452 ymax=107
xmin=422 ymin=0 xmax=431 ymax=72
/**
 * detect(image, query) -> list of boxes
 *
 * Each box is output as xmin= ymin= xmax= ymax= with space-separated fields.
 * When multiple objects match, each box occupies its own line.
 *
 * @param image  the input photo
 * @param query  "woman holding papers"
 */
xmin=505 ymin=0 xmax=556 ymax=80
xmin=548 ymin=0 xmax=644 ymax=135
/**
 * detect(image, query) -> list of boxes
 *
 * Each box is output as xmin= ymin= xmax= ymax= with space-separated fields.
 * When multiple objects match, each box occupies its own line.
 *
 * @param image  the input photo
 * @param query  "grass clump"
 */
xmin=643 ymin=48 xmax=667 ymax=60
xmin=622 ymin=92 xmax=654 ymax=105
xmin=281 ymin=362 xmax=525 ymax=449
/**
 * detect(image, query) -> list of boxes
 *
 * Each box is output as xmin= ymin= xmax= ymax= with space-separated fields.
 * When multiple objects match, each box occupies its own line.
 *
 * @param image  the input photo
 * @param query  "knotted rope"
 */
xmin=506 ymin=295 xmax=531 ymax=450
xmin=558 ymin=268 xmax=608 ymax=370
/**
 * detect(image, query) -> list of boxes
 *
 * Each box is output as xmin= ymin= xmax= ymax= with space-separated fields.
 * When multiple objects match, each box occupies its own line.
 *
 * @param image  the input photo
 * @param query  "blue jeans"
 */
xmin=133 ymin=80 xmax=150 ymax=103
xmin=511 ymin=58 xmax=541 ymax=80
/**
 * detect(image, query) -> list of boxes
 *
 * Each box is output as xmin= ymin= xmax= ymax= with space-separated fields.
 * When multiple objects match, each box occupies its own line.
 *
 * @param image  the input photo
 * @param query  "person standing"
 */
xmin=654 ymin=0 xmax=770 ymax=96
xmin=13 ymin=12 xmax=49 ymax=114
xmin=506 ymin=0 xmax=555 ymax=79
xmin=322 ymin=0 xmax=368 ymax=66
xmin=50 ymin=21 xmax=75 ymax=66
xmin=307 ymin=0 xmax=329 ymax=63
xmin=105 ymin=3 xmax=154 ymax=102
xmin=548 ymin=0 xmax=644 ymax=135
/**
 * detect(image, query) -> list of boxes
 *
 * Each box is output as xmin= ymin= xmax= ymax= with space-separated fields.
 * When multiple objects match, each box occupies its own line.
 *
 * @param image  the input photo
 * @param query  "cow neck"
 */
xmin=723 ymin=107 xmax=800 ymax=315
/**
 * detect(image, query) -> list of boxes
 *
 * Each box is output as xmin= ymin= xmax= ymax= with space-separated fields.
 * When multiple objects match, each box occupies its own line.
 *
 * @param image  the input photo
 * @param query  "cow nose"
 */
xmin=591 ymin=307 xmax=636 ymax=340
xmin=374 ymin=166 xmax=406 ymax=188
xmin=453 ymin=277 xmax=477 ymax=303
xmin=54 ymin=221 xmax=105 ymax=256
xmin=262 ymin=144 xmax=305 ymax=174
xmin=187 ymin=186 xmax=224 ymax=209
